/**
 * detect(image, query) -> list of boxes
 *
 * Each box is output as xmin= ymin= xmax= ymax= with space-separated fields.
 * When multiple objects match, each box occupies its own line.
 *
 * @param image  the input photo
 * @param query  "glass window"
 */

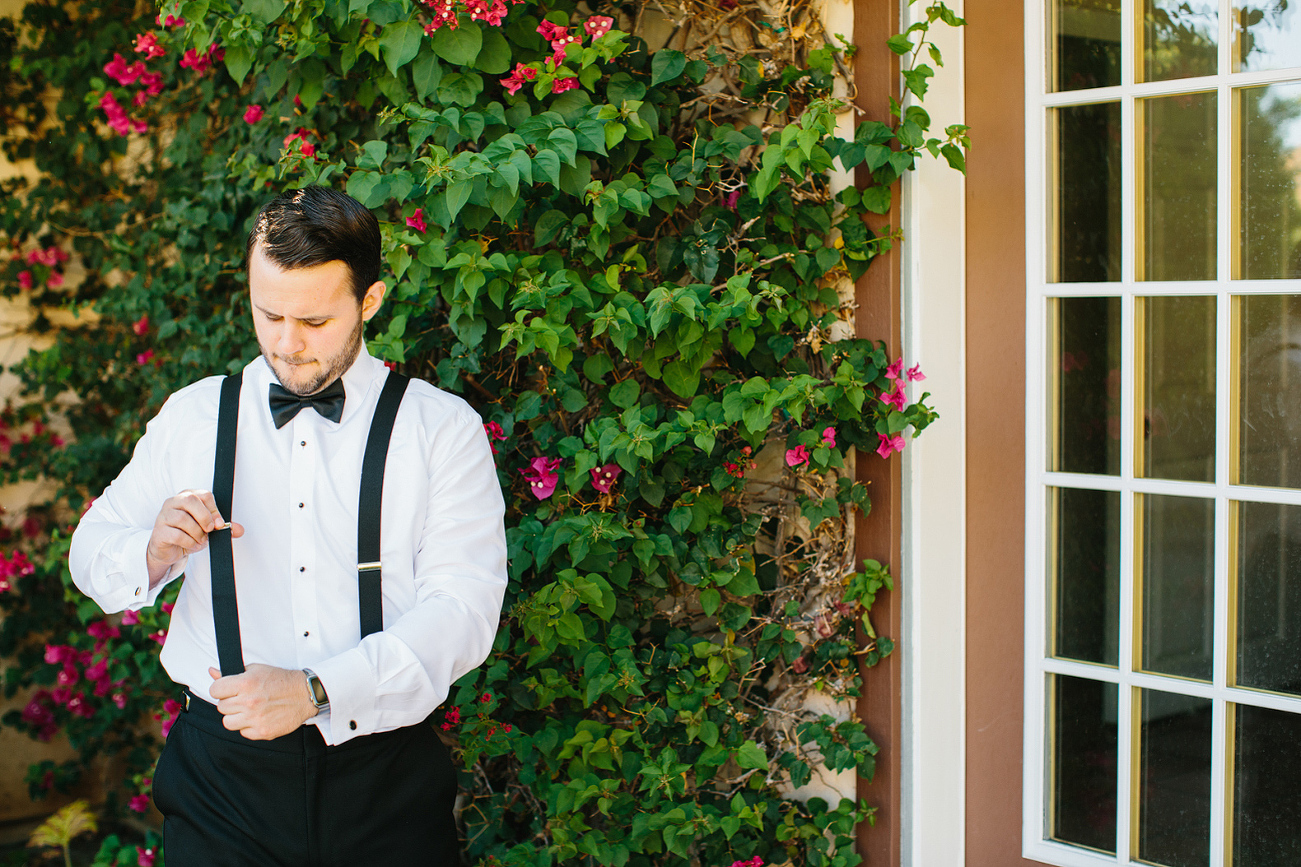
xmin=1137 ymin=688 xmax=1213 ymax=867
xmin=1053 ymin=296 xmax=1122 ymax=474
xmin=1235 ymin=500 xmax=1301 ymax=695
xmin=1239 ymin=295 xmax=1301 ymax=487
xmin=1141 ymin=296 xmax=1217 ymax=482
xmin=1141 ymin=494 xmax=1215 ymax=681
xmin=1234 ymin=3 xmax=1301 ymax=72
xmin=1052 ymin=487 xmax=1122 ymax=665
xmin=1051 ymin=675 xmax=1119 ymax=852
xmin=1238 ymin=83 xmax=1301 ymax=280
xmin=1052 ymin=103 xmax=1123 ymax=283
xmin=1233 ymin=703 xmax=1301 ymax=864
xmin=1140 ymin=93 xmax=1218 ymax=282
xmin=1143 ymin=0 xmax=1219 ymax=81
xmin=1051 ymin=0 xmax=1122 ymax=91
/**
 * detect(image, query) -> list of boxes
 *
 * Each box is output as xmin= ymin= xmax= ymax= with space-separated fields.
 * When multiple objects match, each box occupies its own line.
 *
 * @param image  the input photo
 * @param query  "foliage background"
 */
xmin=0 ymin=0 xmax=963 ymax=863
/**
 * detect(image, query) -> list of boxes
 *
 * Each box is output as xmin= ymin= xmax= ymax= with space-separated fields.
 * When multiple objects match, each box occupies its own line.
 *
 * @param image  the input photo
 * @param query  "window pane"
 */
xmin=1143 ymin=0 xmax=1218 ymax=81
xmin=1137 ymin=688 xmax=1212 ymax=867
xmin=1236 ymin=501 xmax=1301 ymax=694
xmin=1234 ymin=3 xmax=1301 ymax=72
xmin=1141 ymin=93 xmax=1218 ymax=282
xmin=1238 ymin=83 xmax=1301 ymax=280
xmin=1052 ymin=0 xmax=1121 ymax=91
xmin=1142 ymin=494 xmax=1215 ymax=681
xmin=1051 ymin=674 xmax=1118 ymax=852
xmin=1054 ymin=297 xmax=1122 ymax=473
xmin=1233 ymin=703 xmax=1301 ymax=865
xmin=1240 ymin=295 xmax=1301 ymax=487
xmin=1142 ymin=296 xmax=1217 ymax=482
xmin=1053 ymin=103 xmax=1123 ymax=283
xmin=1053 ymin=488 xmax=1121 ymax=665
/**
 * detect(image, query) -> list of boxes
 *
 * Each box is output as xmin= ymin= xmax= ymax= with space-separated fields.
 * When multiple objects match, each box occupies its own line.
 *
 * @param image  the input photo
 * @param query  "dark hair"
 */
xmin=245 ymin=186 xmax=380 ymax=304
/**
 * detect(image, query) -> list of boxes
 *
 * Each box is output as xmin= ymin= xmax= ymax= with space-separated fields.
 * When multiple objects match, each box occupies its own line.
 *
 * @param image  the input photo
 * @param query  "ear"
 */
xmin=360 ymin=280 xmax=387 ymax=322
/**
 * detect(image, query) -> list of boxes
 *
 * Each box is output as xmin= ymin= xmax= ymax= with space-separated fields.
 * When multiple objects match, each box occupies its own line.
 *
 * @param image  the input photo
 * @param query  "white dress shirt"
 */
xmin=70 ymin=346 xmax=508 ymax=745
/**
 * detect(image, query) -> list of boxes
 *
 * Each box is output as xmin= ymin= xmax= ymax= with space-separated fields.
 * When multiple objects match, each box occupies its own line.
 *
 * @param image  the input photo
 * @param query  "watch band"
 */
xmin=302 ymin=668 xmax=329 ymax=711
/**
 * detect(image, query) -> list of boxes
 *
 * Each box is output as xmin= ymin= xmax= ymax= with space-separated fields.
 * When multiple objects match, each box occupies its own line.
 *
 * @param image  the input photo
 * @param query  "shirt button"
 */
xmin=133 ymin=587 xmax=141 ymax=596
xmin=300 ymin=441 xmax=307 ymax=447
xmin=300 ymin=566 xmax=306 ymax=573
xmin=303 ymin=631 xmax=309 ymax=637
xmin=349 ymin=720 xmax=357 ymax=730
xmin=298 ymin=502 xmax=305 ymax=509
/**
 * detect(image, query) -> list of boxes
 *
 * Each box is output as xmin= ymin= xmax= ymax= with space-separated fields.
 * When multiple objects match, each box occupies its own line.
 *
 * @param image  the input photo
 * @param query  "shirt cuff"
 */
xmin=310 ymin=648 xmax=375 ymax=745
xmin=104 ymin=532 xmax=180 ymax=612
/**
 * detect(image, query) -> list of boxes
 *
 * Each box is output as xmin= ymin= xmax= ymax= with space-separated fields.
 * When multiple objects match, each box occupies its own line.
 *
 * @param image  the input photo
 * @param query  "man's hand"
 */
xmin=208 ymin=664 xmax=317 ymax=740
xmin=146 ymin=490 xmax=244 ymax=588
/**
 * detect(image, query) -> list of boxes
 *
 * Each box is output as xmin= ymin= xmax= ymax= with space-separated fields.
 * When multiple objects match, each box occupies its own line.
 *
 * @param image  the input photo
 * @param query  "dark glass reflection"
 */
xmin=1241 ymin=296 xmax=1301 ymax=488
xmin=1144 ymin=0 xmax=1218 ymax=81
xmin=1237 ymin=501 xmax=1301 ymax=695
xmin=1143 ymin=296 xmax=1216 ymax=482
xmin=1142 ymin=494 xmax=1215 ymax=682
xmin=1142 ymin=93 xmax=1218 ymax=282
xmin=1234 ymin=3 xmax=1301 ymax=72
xmin=1234 ymin=703 xmax=1301 ymax=865
xmin=1054 ymin=488 xmax=1121 ymax=665
xmin=1138 ymin=689 xmax=1212 ymax=867
xmin=1055 ymin=297 xmax=1121 ymax=474
xmin=1239 ymin=84 xmax=1301 ymax=280
xmin=1053 ymin=0 xmax=1121 ymax=91
xmin=1051 ymin=675 xmax=1118 ymax=853
xmin=1055 ymin=103 xmax=1122 ymax=283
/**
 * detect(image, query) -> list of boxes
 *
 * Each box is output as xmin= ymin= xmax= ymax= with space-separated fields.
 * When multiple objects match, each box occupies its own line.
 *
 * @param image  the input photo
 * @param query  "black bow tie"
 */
xmin=268 ymin=379 xmax=346 ymax=429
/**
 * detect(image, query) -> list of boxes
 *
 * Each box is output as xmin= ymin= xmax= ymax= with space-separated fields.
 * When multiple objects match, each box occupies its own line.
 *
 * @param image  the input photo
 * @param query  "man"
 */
xmin=70 ymin=186 xmax=508 ymax=865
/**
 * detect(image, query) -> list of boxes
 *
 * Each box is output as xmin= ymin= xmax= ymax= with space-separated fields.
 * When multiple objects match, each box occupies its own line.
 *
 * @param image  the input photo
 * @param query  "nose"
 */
xmin=275 ymin=320 xmax=307 ymax=357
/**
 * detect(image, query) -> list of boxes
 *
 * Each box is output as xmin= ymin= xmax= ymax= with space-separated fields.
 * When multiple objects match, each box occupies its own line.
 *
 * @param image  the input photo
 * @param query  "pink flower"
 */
xmin=87 ymin=620 xmax=120 ymax=640
xmin=158 ymin=11 xmax=186 ymax=27
xmin=179 ymin=48 xmax=211 ymax=74
xmin=111 ymin=689 xmax=127 ymax=709
xmin=56 ymin=665 xmax=79 ymax=687
xmin=84 ymin=659 xmax=108 ymax=683
xmin=884 ymin=356 xmax=904 ymax=381
xmin=500 ymin=62 xmax=537 ymax=95
xmin=129 ymin=794 xmax=150 ymax=813
xmin=98 ymin=91 xmax=132 ymax=136
xmin=820 ymin=426 xmax=836 ymax=447
xmin=133 ymin=91 xmax=149 ymax=108
xmin=406 ymin=209 xmax=427 ymax=234
xmin=121 ymin=609 xmax=140 ymax=626
xmin=880 ymin=384 xmax=907 ymax=412
xmin=243 ymin=104 xmax=264 ymax=124
xmin=876 ymin=432 xmax=905 ymax=459
xmin=137 ymin=846 xmax=156 ymax=866
xmin=589 ymin=463 xmax=622 ymax=493
xmin=906 ymin=363 xmax=926 ymax=382
xmin=132 ymin=315 xmax=149 ymax=335
xmin=723 ymin=189 xmax=741 ymax=209
xmin=136 ymin=349 xmax=155 ymax=366
xmin=134 ymin=32 xmax=165 ymax=59
xmin=207 ymin=44 xmax=225 ymax=64
xmin=551 ymin=76 xmax=579 ymax=94
xmin=17 ymin=271 xmax=31 ymax=290
xmin=161 ymin=601 xmax=174 ymax=615
xmin=104 ymin=53 xmax=145 ymax=86
xmin=483 ymin=421 xmax=507 ymax=453
xmin=44 ymin=645 xmax=72 ymax=665
xmin=536 ymin=20 xmax=568 ymax=41
xmin=299 ymin=141 xmax=317 ymax=158
xmin=148 ymin=629 xmax=167 ymax=645
xmin=46 ymin=272 xmax=63 ymax=289
xmin=158 ymin=698 xmax=182 ymax=736
xmin=465 ymin=0 xmax=508 ymax=25
xmin=584 ymin=15 xmax=614 ymax=38
xmin=423 ymin=0 xmax=460 ymax=33
xmin=785 ymin=445 xmax=809 ymax=467
xmin=139 ymin=71 xmax=165 ymax=96
xmin=520 ymin=456 xmax=561 ymax=500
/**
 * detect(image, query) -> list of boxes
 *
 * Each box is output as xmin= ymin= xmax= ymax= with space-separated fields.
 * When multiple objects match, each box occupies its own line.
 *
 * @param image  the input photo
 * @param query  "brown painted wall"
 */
xmin=964 ymin=0 xmax=1042 ymax=864
xmin=853 ymin=1 xmax=902 ymax=864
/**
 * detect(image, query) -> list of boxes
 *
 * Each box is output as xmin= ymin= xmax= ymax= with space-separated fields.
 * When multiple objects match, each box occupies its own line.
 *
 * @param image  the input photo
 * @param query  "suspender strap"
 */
xmin=357 ymin=373 xmax=410 ymax=638
xmin=211 ymin=373 xmax=245 ymax=676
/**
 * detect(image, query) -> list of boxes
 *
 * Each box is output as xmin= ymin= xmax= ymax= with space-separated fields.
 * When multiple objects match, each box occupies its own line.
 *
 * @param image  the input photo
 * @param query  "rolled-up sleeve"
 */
xmin=312 ymin=409 xmax=507 ymax=744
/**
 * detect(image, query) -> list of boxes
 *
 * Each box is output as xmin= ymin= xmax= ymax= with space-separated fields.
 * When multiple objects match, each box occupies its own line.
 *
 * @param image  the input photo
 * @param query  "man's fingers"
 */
xmin=229 ymin=522 xmax=245 ymax=539
xmin=208 ymin=666 xmax=221 ymax=680
xmin=173 ymin=491 xmax=223 ymax=534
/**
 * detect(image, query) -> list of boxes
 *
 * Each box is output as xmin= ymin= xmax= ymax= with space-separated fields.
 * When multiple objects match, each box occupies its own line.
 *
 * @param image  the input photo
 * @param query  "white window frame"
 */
xmin=1022 ymin=1 xmax=1301 ymax=865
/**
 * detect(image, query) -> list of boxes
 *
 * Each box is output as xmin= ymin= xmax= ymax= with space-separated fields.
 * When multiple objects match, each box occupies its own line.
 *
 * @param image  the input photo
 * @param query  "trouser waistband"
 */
xmin=179 ymin=692 xmax=406 ymax=755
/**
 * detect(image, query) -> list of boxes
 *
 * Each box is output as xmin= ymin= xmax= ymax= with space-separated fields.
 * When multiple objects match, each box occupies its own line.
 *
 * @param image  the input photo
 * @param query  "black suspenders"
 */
xmin=209 ymin=370 xmax=411 ymax=675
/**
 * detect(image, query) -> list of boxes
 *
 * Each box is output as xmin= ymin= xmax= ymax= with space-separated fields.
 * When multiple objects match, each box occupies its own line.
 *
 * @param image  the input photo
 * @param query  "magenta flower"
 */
xmin=87 ymin=620 xmax=120 ymax=640
xmin=46 ymin=272 xmax=63 ymax=289
xmin=821 ymin=426 xmax=836 ymax=447
xmin=536 ymin=20 xmax=568 ymax=41
xmin=129 ymin=794 xmax=150 ymax=814
xmin=149 ymin=629 xmax=167 ymax=645
xmin=906 ymin=363 xmax=926 ymax=382
xmin=136 ymin=349 xmax=155 ymax=366
xmin=406 ymin=208 xmax=427 ymax=234
xmin=589 ymin=463 xmax=622 ymax=493
xmin=243 ymin=104 xmax=264 ymax=124
xmin=551 ymin=76 xmax=579 ymax=94
xmin=483 ymin=421 xmax=508 ymax=454
xmin=584 ymin=15 xmax=614 ymax=38
xmin=121 ymin=609 xmax=140 ymax=626
xmin=500 ymin=62 xmax=538 ymax=95
xmin=785 ymin=445 xmax=810 ymax=467
xmin=17 ymin=271 xmax=31 ymax=290
xmin=132 ymin=315 xmax=149 ymax=336
xmin=137 ymin=846 xmax=157 ymax=866
xmin=104 ymin=53 xmax=145 ymax=86
xmin=134 ymin=31 xmax=165 ymax=59
xmin=884 ymin=356 xmax=904 ymax=381
xmin=880 ymin=384 xmax=907 ymax=412
xmin=178 ymin=47 xmax=211 ymax=74
xmin=139 ymin=70 xmax=165 ymax=96
xmin=520 ymin=456 xmax=561 ymax=500
xmin=876 ymin=433 xmax=905 ymax=459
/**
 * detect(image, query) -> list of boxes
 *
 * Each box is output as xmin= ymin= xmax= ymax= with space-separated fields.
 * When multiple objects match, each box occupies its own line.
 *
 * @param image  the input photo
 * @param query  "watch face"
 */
xmin=311 ymin=677 xmax=328 ymax=705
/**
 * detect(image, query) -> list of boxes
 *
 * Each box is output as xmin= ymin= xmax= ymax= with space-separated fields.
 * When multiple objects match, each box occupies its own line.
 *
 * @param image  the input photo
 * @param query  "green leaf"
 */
xmin=700 ymin=587 xmax=721 ymax=617
xmin=245 ymin=0 xmax=287 ymax=24
xmin=438 ymin=72 xmax=484 ymax=106
xmin=411 ymin=51 xmax=443 ymax=101
xmin=651 ymin=49 xmax=686 ymax=86
xmin=379 ymin=18 xmax=424 ymax=76
xmin=609 ymin=377 xmax=640 ymax=408
xmin=431 ymin=22 xmax=482 ymax=65
xmin=532 ymin=149 xmax=561 ymax=187
xmin=662 ymin=361 xmax=700 ymax=399
xmin=533 ymin=209 xmax=569 ymax=246
xmin=474 ymin=27 xmax=511 ymax=74
xmin=223 ymin=43 xmax=255 ymax=85
xmin=444 ymin=179 xmax=473 ymax=221
xmin=735 ymin=741 xmax=768 ymax=771
xmin=346 ymin=170 xmax=389 ymax=208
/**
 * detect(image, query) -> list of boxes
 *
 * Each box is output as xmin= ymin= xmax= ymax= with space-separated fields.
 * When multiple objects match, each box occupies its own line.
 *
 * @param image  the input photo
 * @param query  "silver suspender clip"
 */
xmin=357 ymin=561 xmax=382 ymax=572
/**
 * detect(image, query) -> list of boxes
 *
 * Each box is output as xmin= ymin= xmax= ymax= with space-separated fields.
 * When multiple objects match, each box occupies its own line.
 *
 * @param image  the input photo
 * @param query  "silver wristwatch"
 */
xmin=303 ymin=668 xmax=329 ymax=712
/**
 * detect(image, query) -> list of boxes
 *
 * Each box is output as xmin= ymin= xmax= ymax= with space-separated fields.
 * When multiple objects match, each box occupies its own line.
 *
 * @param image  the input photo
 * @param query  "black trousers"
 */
xmin=153 ymin=694 xmax=460 ymax=866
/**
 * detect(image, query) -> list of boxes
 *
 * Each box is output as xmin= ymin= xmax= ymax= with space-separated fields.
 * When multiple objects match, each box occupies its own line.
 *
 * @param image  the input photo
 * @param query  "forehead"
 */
xmin=248 ymin=243 xmax=355 ymax=314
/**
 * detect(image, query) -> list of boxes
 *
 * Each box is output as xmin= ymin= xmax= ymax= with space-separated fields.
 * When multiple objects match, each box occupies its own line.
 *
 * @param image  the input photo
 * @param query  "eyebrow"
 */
xmin=254 ymin=304 xmax=331 ymax=322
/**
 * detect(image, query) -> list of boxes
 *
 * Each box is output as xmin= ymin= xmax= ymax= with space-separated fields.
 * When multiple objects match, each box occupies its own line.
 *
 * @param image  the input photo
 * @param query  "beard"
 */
xmin=262 ymin=315 xmax=365 ymax=396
